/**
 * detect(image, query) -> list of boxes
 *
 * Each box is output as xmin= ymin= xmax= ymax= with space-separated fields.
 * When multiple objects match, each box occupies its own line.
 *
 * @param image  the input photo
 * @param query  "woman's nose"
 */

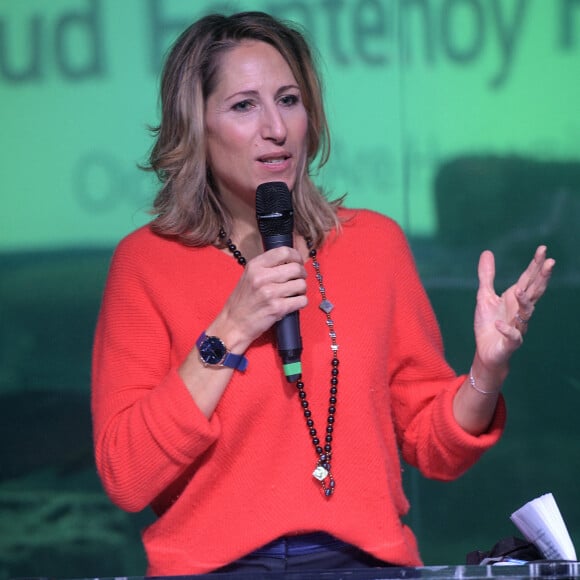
xmin=261 ymin=105 xmax=287 ymax=144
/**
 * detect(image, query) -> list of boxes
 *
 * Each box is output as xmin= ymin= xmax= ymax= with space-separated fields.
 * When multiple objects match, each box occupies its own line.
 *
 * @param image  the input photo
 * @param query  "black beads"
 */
xmin=219 ymin=228 xmax=247 ymax=266
xmin=223 ymin=230 xmax=339 ymax=498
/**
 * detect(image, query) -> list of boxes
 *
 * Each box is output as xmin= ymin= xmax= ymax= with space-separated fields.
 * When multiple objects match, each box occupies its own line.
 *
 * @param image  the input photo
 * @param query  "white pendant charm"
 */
xmin=313 ymin=465 xmax=329 ymax=481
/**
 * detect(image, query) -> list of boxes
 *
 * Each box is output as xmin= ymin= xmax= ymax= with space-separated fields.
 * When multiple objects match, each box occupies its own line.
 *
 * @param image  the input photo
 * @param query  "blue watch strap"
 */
xmin=223 ymin=351 xmax=248 ymax=371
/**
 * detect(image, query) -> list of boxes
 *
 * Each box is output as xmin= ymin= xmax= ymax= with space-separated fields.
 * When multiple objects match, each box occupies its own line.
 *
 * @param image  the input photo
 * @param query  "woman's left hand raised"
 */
xmin=473 ymin=245 xmax=555 ymax=372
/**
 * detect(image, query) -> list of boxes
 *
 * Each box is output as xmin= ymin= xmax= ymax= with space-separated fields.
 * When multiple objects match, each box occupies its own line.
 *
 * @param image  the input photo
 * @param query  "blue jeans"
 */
xmin=211 ymin=532 xmax=393 ymax=574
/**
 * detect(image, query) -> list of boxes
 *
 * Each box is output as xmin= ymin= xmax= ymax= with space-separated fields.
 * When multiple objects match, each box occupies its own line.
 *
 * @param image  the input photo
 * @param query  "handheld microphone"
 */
xmin=256 ymin=181 xmax=303 ymax=383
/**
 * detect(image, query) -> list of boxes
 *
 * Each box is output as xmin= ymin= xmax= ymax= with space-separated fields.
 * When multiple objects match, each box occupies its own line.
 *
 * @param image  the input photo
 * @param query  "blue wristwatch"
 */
xmin=196 ymin=332 xmax=248 ymax=371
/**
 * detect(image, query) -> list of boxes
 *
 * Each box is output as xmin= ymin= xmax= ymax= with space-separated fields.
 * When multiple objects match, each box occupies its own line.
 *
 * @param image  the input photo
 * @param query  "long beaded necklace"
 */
xmin=219 ymin=228 xmax=339 ymax=497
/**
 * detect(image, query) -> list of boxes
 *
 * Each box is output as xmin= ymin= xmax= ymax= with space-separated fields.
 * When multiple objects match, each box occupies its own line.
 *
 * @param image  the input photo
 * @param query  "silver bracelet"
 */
xmin=469 ymin=367 xmax=501 ymax=395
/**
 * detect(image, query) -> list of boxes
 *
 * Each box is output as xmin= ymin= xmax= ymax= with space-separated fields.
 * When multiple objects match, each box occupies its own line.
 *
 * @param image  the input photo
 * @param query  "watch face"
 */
xmin=199 ymin=336 xmax=226 ymax=365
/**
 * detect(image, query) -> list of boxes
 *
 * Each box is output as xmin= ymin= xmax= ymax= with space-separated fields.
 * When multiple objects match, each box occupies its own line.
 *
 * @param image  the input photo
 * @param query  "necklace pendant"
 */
xmin=313 ymin=462 xmax=335 ymax=497
xmin=312 ymin=465 xmax=328 ymax=481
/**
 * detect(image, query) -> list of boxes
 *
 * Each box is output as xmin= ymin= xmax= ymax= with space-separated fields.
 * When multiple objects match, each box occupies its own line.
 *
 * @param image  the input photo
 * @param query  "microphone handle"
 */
xmin=261 ymin=232 xmax=293 ymax=251
xmin=276 ymin=312 xmax=302 ymax=360
xmin=261 ymin=231 xmax=303 ymax=382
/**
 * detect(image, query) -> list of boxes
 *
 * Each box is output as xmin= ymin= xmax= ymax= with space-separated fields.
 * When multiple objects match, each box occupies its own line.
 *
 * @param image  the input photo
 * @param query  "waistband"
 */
xmin=252 ymin=532 xmax=348 ymax=557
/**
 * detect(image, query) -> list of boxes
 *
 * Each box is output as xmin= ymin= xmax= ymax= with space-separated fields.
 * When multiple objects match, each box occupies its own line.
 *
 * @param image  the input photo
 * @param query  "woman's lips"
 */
xmin=257 ymin=153 xmax=292 ymax=171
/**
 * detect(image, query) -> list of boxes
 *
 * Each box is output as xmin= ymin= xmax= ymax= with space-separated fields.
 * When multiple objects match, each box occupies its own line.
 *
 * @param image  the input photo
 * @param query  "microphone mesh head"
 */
xmin=256 ymin=182 xmax=293 ymax=236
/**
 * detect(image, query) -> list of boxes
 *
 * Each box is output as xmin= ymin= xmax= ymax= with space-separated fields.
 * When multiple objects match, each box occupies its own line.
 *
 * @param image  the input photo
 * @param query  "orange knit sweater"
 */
xmin=92 ymin=208 xmax=505 ymax=575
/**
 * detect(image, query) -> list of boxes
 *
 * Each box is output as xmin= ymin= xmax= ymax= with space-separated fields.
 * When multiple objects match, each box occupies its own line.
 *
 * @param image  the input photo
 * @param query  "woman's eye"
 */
xmin=280 ymin=94 xmax=299 ymax=106
xmin=232 ymin=100 xmax=252 ymax=112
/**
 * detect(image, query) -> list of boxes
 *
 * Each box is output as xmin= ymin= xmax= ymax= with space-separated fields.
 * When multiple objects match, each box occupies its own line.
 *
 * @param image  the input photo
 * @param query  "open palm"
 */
xmin=474 ymin=246 xmax=555 ymax=370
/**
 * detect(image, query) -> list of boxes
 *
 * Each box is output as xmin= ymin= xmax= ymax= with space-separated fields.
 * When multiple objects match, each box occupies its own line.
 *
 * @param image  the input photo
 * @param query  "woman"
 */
xmin=91 ymin=11 xmax=554 ymax=576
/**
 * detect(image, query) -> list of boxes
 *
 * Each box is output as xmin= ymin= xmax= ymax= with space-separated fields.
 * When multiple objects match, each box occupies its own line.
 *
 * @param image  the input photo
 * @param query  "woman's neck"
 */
xmin=227 ymin=219 xmax=263 ymax=262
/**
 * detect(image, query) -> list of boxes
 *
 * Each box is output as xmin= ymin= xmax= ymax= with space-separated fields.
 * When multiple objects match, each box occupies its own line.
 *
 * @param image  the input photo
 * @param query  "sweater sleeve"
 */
xmin=91 ymin=232 xmax=220 ymax=512
xmin=384 ymin=221 xmax=506 ymax=480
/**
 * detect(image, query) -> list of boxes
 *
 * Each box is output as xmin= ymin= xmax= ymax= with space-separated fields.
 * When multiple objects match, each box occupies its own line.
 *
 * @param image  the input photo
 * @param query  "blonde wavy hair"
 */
xmin=145 ymin=11 xmax=344 ymax=248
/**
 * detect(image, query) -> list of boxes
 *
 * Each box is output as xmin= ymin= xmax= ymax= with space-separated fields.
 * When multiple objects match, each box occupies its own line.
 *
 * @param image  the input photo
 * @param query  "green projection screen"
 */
xmin=1 ymin=1 xmax=579 ymax=579
xmin=3 ymin=0 xmax=580 ymax=249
